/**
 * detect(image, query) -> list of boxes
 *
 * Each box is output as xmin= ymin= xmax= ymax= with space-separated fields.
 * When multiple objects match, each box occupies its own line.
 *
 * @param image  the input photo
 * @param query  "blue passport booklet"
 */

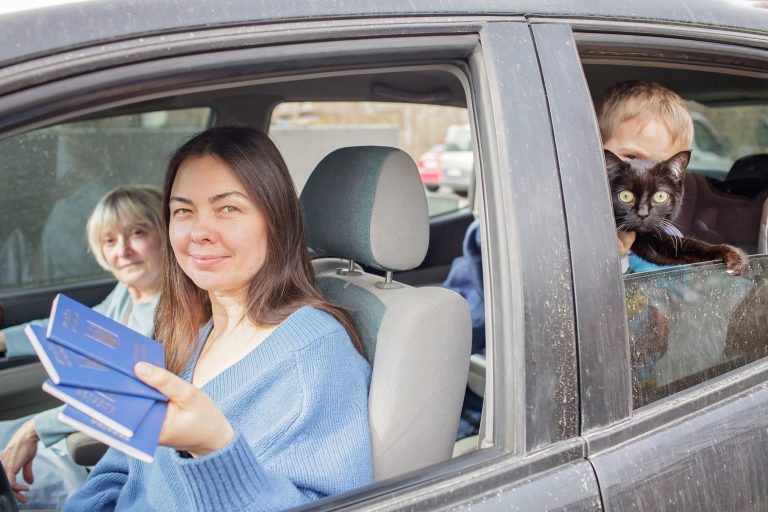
xmin=46 ymin=293 xmax=165 ymax=377
xmin=42 ymin=379 xmax=154 ymax=438
xmin=58 ymin=401 xmax=167 ymax=463
xmin=25 ymin=324 xmax=166 ymax=402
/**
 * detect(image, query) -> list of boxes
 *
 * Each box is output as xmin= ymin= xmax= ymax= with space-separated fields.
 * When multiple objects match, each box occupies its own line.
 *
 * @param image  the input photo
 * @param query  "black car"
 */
xmin=0 ymin=1 xmax=767 ymax=510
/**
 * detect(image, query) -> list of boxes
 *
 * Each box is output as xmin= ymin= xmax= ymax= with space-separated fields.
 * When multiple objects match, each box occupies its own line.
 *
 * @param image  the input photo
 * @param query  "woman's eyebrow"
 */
xmin=169 ymin=196 xmax=193 ymax=205
xmin=209 ymin=191 xmax=249 ymax=203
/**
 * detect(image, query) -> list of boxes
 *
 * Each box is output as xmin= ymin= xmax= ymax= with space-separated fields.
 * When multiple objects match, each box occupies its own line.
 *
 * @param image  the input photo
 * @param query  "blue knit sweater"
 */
xmin=63 ymin=306 xmax=372 ymax=511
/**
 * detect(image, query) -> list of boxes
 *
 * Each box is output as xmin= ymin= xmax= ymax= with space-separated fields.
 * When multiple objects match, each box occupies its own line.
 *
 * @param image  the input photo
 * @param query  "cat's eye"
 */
xmin=618 ymin=190 xmax=634 ymax=203
xmin=653 ymin=191 xmax=669 ymax=203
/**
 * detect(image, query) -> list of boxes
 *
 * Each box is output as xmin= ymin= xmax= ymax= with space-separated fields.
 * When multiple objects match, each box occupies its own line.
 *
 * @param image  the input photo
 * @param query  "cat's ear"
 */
xmin=663 ymin=150 xmax=691 ymax=181
xmin=604 ymin=149 xmax=626 ymax=179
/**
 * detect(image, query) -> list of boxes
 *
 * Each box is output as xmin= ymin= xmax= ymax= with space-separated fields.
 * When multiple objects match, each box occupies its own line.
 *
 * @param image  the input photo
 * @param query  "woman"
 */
xmin=0 ymin=185 xmax=163 ymax=509
xmin=65 ymin=127 xmax=372 ymax=511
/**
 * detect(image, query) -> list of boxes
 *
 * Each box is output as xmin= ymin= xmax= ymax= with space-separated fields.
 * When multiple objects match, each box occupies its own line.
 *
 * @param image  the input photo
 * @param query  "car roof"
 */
xmin=2 ymin=0 xmax=767 ymax=68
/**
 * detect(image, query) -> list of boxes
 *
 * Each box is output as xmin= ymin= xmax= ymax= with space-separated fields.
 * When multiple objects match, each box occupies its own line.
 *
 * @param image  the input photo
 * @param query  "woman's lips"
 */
xmin=190 ymin=255 xmax=228 ymax=268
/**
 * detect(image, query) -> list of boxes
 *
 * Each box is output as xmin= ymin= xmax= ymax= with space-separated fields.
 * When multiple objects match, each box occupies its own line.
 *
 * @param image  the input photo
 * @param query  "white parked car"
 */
xmin=438 ymin=124 xmax=473 ymax=196
xmin=689 ymin=111 xmax=733 ymax=178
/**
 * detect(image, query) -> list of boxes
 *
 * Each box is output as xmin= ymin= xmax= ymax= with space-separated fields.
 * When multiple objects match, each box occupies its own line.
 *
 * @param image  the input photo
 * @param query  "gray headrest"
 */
xmin=300 ymin=146 xmax=429 ymax=271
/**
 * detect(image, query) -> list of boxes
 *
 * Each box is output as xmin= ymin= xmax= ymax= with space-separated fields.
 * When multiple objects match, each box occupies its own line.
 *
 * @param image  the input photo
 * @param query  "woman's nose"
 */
xmin=117 ymin=236 xmax=133 ymax=255
xmin=190 ymin=215 xmax=216 ymax=244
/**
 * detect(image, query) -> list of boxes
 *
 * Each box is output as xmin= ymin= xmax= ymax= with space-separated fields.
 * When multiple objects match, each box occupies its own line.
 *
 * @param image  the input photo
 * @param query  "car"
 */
xmin=438 ymin=123 xmax=474 ymax=196
xmin=689 ymin=111 xmax=734 ymax=179
xmin=0 ymin=1 xmax=767 ymax=511
xmin=417 ymin=143 xmax=444 ymax=192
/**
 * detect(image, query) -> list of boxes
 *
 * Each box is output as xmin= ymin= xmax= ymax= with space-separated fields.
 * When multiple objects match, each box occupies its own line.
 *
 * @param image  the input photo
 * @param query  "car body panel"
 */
xmin=2 ymin=0 xmax=768 ymax=68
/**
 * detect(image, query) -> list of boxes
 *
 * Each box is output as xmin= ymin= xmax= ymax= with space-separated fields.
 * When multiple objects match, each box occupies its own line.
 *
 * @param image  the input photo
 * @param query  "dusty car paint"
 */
xmin=0 ymin=2 xmax=766 ymax=511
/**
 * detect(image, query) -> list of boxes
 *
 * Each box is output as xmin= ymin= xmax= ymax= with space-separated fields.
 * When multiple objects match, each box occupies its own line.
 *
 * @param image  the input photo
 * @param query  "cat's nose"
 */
xmin=636 ymin=205 xmax=650 ymax=218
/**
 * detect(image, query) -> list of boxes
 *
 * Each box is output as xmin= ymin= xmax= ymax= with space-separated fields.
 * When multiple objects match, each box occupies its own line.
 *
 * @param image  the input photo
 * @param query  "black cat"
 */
xmin=605 ymin=149 xmax=748 ymax=275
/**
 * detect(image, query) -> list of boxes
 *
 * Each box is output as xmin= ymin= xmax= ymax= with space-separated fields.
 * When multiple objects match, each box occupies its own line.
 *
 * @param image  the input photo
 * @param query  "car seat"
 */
xmin=300 ymin=146 xmax=471 ymax=481
xmin=674 ymin=157 xmax=768 ymax=254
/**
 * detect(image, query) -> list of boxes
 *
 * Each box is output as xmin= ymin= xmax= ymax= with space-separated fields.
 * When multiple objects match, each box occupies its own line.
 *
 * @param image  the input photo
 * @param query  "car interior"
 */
xmin=0 ymin=37 xmax=767 ymax=508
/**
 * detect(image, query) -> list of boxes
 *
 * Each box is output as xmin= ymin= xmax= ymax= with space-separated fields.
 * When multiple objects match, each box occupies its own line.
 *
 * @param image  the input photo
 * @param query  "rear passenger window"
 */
xmin=0 ymin=108 xmax=210 ymax=291
xmin=269 ymin=102 xmax=473 ymax=216
xmin=620 ymin=82 xmax=768 ymax=407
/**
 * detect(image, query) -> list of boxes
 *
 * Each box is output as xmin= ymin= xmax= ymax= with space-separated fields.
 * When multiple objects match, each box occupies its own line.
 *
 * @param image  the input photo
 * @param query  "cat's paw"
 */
xmin=721 ymin=245 xmax=749 ymax=276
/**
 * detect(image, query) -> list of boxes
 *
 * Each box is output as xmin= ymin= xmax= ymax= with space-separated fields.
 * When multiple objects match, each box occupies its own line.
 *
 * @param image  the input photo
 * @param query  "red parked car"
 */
xmin=417 ymin=143 xmax=444 ymax=192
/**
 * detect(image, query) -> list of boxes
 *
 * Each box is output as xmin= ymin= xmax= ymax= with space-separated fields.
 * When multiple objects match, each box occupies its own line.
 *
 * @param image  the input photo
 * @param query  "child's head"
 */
xmin=597 ymin=80 xmax=693 ymax=161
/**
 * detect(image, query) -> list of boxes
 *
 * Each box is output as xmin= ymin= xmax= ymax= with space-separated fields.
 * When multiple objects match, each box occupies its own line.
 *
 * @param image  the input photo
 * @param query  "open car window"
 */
xmin=269 ymin=101 xmax=473 ymax=217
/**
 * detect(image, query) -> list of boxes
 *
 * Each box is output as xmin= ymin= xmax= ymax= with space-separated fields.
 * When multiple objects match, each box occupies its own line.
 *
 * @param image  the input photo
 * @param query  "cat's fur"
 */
xmin=605 ymin=149 xmax=748 ymax=275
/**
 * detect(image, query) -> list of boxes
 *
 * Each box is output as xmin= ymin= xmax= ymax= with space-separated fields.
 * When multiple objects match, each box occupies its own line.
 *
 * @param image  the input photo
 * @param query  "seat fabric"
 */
xmin=301 ymin=146 xmax=471 ymax=481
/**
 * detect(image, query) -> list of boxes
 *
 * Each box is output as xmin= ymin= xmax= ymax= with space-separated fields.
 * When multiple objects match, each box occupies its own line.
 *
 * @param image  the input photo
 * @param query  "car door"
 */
xmin=532 ymin=18 xmax=768 ymax=511
xmin=0 ymin=8 xmax=606 ymax=509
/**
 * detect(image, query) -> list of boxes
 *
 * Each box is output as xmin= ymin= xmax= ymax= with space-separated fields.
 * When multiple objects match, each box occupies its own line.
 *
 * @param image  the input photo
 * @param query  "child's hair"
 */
xmin=596 ymin=80 xmax=693 ymax=149
xmin=86 ymin=185 xmax=163 ymax=270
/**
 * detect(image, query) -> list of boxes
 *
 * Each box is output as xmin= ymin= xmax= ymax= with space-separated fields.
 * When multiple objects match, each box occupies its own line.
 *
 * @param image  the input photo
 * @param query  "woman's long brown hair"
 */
xmin=155 ymin=126 xmax=362 ymax=375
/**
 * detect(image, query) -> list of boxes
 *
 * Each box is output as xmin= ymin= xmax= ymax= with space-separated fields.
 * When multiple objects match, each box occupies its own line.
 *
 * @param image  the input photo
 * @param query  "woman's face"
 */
xmin=101 ymin=220 xmax=163 ymax=294
xmin=168 ymin=154 xmax=268 ymax=298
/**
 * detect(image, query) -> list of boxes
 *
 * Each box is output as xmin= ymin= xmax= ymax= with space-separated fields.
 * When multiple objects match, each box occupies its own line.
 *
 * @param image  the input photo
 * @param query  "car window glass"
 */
xmin=628 ymin=256 xmax=768 ymax=408
xmin=626 ymin=98 xmax=768 ymax=408
xmin=269 ymin=102 xmax=473 ymax=216
xmin=0 ymin=108 xmax=210 ymax=292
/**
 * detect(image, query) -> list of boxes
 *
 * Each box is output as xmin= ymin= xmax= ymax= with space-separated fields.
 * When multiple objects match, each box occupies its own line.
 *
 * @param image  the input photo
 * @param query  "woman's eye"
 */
xmin=103 ymin=238 xmax=115 ymax=246
xmin=131 ymin=229 xmax=145 ymax=237
xmin=172 ymin=208 xmax=190 ymax=216
xmin=653 ymin=191 xmax=669 ymax=203
xmin=618 ymin=190 xmax=635 ymax=203
xmin=222 ymin=205 xmax=239 ymax=213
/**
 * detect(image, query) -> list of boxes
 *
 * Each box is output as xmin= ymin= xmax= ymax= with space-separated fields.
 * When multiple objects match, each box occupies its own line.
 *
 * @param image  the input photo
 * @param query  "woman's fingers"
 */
xmin=134 ymin=362 xmax=191 ymax=402
xmin=133 ymin=362 xmax=234 ymax=457
xmin=22 ymin=459 xmax=34 ymax=487
xmin=0 ymin=419 xmax=39 ymax=501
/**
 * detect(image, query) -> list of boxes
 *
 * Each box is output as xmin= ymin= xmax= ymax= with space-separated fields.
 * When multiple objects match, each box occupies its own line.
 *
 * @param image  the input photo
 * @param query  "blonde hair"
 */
xmin=596 ymin=80 xmax=693 ymax=149
xmin=86 ymin=185 xmax=163 ymax=270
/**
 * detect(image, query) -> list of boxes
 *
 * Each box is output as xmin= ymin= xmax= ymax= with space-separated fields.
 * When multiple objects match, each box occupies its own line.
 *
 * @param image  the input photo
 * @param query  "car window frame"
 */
xmin=534 ymin=20 xmax=768 ymax=447
xmin=0 ymin=17 xmax=582 ymax=510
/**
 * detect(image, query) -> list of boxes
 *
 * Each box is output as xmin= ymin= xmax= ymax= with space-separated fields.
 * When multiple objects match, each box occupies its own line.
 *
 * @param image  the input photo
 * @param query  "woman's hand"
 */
xmin=134 ymin=362 xmax=234 ymax=457
xmin=617 ymin=230 xmax=636 ymax=257
xmin=0 ymin=419 xmax=39 ymax=503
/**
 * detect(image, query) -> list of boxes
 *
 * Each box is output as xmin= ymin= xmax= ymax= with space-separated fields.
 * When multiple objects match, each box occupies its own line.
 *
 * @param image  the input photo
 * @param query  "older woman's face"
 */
xmin=100 ymin=221 xmax=163 ymax=293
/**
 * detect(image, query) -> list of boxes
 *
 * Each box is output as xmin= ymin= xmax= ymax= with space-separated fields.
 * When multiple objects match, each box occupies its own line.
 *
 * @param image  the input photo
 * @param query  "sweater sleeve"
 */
xmin=2 ymin=318 xmax=48 ymax=358
xmin=62 ymin=447 xmax=129 ymax=512
xmin=2 ymin=284 xmax=120 ymax=358
xmin=33 ymin=405 xmax=76 ymax=447
xmin=175 ymin=333 xmax=372 ymax=512
xmin=175 ymin=431 xmax=316 ymax=512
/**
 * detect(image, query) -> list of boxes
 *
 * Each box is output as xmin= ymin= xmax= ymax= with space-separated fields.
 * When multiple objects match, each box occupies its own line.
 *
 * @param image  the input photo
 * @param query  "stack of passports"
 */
xmin=26 ymin=293 xmax=168 ymax=463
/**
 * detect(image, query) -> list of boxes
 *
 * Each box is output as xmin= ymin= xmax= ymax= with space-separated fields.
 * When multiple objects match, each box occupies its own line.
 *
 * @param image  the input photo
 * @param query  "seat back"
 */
xmin=301 ymin=146 xmax=471 ymax=481
xmin=721 ymin=153 xmax=768 ymax=198
xmin=674 ymin=171 xmax=766 ymax=254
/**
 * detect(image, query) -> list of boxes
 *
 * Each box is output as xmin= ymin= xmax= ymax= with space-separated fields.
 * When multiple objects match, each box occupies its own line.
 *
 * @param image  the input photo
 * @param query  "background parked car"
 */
xmin=417 ymin=143 xmax=444 ymax=192
xmin=438 ymin=123 xmax=474 ymax=196
xmin=689 ymin=111 xmax=734 ymax=179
